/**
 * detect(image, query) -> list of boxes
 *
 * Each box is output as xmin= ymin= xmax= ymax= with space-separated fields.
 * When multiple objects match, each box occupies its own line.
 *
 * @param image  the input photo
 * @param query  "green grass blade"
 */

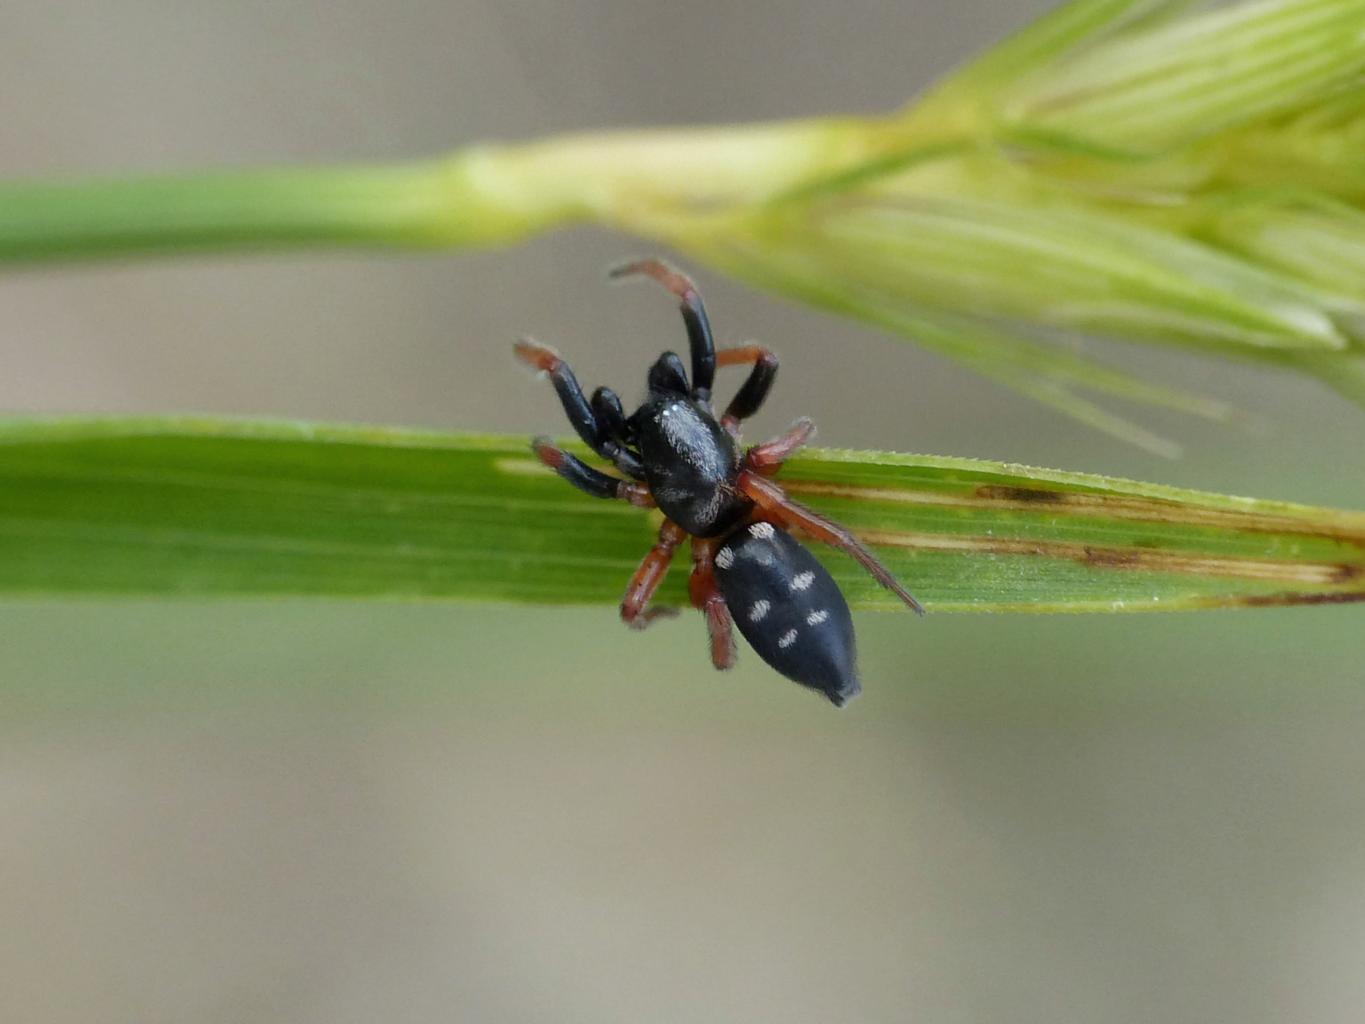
xmin=917 ymin=0 xmax=1189 ymax=104
xmin=0 ymin=123 xmax=871 ymax=265
xmin=1 ymin=416 xmax=1361 ymax=614
xmin=0 ymin=163 xmax=468 ymax=263
xmin=1194 ymin=192 xmax=1365 ymax=300
xmin=1005 ymin=0 xmax=1365 ymax=152
xmin=799 ymin=194 xmax=1354 ymax=351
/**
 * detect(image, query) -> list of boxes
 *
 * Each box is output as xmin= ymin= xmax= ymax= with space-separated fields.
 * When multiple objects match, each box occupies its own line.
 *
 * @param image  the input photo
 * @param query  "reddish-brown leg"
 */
xmin=737 ymin=470 xmax=926 ymax=615
xmin=715 ymin=345 xmax=774 ymax=367
xmin=689 ymin=538 xmax=736 ymax=670
xmin=610 ymin=258 xmax=716 ymax=400
xmin=746 ymin=417 xmax=816 ymax=474
xmin=715 ymin=344 xmax=779 ymax=432
xmin=611 ymin=258 xmax=699 ymax=304
xmin=621 ymin=520 xmax=688 ymax=630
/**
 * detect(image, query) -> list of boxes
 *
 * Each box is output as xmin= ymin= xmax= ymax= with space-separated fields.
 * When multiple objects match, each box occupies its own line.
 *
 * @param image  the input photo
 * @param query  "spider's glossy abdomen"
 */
xmin=635 ymin=395 xmax=749 ymax=537
xmin=713 ymin=521 xmax=859 ymax=706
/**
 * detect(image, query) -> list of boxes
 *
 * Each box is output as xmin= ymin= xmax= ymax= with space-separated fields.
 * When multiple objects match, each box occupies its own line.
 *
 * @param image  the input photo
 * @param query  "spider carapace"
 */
xmin=516 ymin=258 xmax=923 ymax=706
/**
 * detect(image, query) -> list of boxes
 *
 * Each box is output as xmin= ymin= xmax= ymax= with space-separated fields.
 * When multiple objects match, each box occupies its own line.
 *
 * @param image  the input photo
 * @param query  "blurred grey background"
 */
xmin=3 ymin=2 xmax=1365 ymax=1022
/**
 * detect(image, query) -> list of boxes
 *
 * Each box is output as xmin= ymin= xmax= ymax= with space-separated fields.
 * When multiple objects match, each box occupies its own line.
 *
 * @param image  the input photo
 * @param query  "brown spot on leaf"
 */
xmin=778 ymin=478 xmax=1365 ymax=549
xmin=857 ymin=529 xmax=1362 ymax=587
xmin=975 ymin=485 xmax=1067 ymax=504
xmin=1332 ymin=562 xmax=1363 ymax=584
xmin=1236 ymin=591 xmax=1365 ymax=608
xmin=1081 ymin=547 xmax=1142 ymax=570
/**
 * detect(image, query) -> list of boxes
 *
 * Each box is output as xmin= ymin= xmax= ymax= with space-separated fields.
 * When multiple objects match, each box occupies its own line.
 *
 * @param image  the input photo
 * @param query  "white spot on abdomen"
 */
xmin=806 ymin=609 xmax=829 ymax=626
xmin=749 ymin=600 xmax=771 ymax=623
xmin=777 ymin=629 xmax=799 ymax=649
xmin=790 ymin=570 xmax=816 ymax=592
xmin=748 ymin=521 xmax=776 ymax=540
xmin=715 ymin=546 xmax=734 ymax=570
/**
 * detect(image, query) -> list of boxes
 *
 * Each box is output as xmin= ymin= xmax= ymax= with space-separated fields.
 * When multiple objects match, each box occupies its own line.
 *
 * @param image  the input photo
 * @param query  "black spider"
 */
xmin=516 ymin=258 xmax=923 ymax=706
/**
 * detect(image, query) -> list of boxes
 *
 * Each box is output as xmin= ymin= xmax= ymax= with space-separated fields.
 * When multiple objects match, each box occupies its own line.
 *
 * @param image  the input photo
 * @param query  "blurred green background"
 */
xmin=3 ymin=2 xmax=1365 ymax=1022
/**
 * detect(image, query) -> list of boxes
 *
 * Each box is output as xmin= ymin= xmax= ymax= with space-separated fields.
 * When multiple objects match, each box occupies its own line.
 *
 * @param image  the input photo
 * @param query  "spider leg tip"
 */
xmin=513 ymin=337 xmax=560 ymax=375
xmin=607 ymin=258 xmax=695 ymax=298
xmin=530 ymin=437 xmax=564 ymax=469
xmin=899 ymin=590 xmax=927 ymax=616
xmin=606 ymin=259 xmax=644 ymax=282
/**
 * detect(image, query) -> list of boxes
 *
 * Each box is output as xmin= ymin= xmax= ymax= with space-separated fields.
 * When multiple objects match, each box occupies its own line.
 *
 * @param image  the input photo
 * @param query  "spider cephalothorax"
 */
xmin=516 ymin=258 xmax=922 ymax=706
